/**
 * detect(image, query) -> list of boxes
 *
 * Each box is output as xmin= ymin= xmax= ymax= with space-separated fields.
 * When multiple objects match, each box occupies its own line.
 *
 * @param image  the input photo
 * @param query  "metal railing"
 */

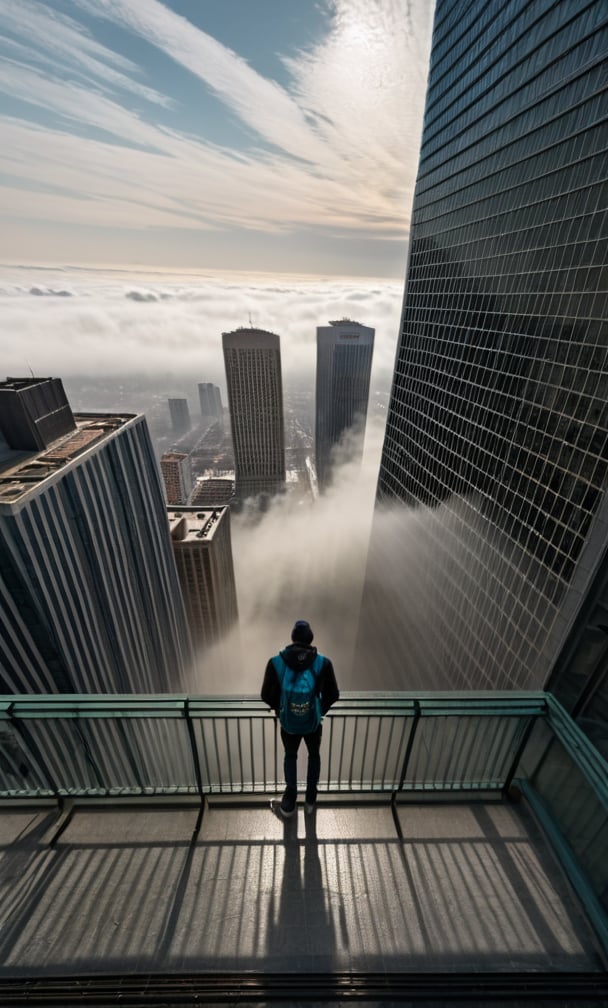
xmin=1 ymin=689 xmax=606 ymax=957
xmin=0 ymin=690 xmax=549 ymax=800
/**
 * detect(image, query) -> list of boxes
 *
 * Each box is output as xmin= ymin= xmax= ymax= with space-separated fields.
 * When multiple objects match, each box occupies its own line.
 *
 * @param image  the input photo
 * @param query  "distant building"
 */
xmin=190 ymin=478 xmax=235 ymax=508
xmin=168 ymin=398 xmax=191 ymax=435
xmin=0 ymin=377 xmax=193 ymax=694
xmin=222 ymin=328 xmax=285 ymax=502
xmin=168 ymin=507 xmax=238 ymax=653
xmin=160 ymin=451 xmax=192 ymax=505
xmin=315 ymin=320 xmax=374 ymax=491
xmin=198 ymin=383 xmax=224 ymax=426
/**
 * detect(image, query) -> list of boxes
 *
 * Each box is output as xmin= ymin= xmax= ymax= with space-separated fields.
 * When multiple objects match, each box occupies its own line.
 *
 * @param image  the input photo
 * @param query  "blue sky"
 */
xmin=0 ymin=0 xmax=434 ymax=277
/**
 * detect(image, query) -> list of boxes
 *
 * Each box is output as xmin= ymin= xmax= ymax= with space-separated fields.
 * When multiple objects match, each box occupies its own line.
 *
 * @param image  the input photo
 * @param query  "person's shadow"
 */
xmin=266 ymin=804 xmax=336 ymax=972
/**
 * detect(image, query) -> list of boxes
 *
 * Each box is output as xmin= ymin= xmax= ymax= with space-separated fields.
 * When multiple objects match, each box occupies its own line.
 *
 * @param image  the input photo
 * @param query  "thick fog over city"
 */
xmin=1 ymin=265 xmax=402 ymax=693
xmin=0 ymin=0 xmax=436 ymax=699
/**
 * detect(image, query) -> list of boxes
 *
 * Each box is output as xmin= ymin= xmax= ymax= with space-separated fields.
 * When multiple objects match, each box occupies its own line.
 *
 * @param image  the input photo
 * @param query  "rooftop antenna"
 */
xmin=25 ymin=360 xmax=35 ymax=378
xmin=248 ymin=312 xmax=253 ymax=327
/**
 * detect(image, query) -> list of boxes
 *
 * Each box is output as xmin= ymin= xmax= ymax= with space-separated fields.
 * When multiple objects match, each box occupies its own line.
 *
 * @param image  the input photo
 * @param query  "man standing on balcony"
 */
xmin=262 ymin=620 xmax=339 ymax=817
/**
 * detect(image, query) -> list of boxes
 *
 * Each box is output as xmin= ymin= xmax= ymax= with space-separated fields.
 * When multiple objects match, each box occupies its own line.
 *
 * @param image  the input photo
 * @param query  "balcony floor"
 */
xmin=0 ymin=796 xmax=604 ymax=983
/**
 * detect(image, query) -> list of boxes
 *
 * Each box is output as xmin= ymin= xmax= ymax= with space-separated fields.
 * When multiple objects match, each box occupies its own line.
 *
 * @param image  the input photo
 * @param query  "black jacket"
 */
xmin=261 ymin=643 xmax=339 ymax=717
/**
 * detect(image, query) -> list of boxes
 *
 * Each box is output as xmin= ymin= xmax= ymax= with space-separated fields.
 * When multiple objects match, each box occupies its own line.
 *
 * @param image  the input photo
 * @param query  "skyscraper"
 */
xmin=160 ymin=451 xmax=192 ymax=505
xmin=168 ymin=397 xmax=191 ymax=435
xmin=359 ymin=0 xmax=608 ymax=730
xmin=0 ymin=378 xmax=193 ymax=694
xmin=168 ymin=506 xmax=238 ymax=657
xmin=222 ymin=328 xmax=285 ymax=502
xmin=315 ymin=319 xmax=375 ymax=491
xmin=198 ymin=383 xmax=224 ymax=426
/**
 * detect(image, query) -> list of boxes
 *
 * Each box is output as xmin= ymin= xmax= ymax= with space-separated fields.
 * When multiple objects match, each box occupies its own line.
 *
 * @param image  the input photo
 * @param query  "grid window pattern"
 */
xmin=373 ymin=0 xmax=608 ymax=691
xmin=222 ymin=330 xmax=286 ymax=500
xmin=315 ymin=322 xmax=375 ymax=491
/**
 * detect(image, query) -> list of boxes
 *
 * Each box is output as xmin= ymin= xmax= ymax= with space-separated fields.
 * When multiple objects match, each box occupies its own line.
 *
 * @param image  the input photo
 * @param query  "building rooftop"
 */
xmin=168 ymin=506 xmax=227 ymax=543
xmin=223 ymin=326 xmax=280 ymax=338
xmin=0 ymin=413 xmax=137 ymax=504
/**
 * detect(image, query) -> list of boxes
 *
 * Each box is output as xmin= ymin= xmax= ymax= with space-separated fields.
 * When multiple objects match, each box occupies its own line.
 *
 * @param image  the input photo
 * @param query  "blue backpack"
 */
xmin=272 ymin=652 xmax=324 ymax=734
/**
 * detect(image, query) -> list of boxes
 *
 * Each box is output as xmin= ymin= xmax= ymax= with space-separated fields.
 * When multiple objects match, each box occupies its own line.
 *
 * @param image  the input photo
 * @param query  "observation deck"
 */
xmin=0 ymin=692 xmax=606 ymax=1005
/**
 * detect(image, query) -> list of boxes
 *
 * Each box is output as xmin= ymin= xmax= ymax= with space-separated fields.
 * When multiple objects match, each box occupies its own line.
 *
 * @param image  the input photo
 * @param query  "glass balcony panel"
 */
xmin=527 ymin=733 xmax=608 ymax=917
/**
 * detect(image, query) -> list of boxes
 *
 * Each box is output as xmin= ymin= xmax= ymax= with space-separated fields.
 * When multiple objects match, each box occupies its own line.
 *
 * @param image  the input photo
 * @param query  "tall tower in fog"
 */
xmin=0 ymin=377 xmax=193 ymax=694
xmin=315 ymin=319 xmax=374 ymax=491
xmin=222 ymin=328 xmax=285 ymax=502
xmin=359 ymin=0 xmax=608 ymax=742
xmin=198 ymin=383 xmax=223 ymax=427
xmin=168 ymin=397 xmax=191 ymax=435
xmin=168 ymin=506 xmax=238 ymax=657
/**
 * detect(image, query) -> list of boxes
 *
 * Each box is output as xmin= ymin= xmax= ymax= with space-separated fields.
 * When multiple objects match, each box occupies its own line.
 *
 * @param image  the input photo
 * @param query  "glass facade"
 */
xmin=315 ymin=320 xmax=375 ymax=491
xmin=359 ymin=0 xmax=608 ymax=700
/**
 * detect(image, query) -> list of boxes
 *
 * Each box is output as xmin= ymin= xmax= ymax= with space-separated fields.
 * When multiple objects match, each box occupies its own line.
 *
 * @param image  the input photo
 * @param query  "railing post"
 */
xmin=184 ymin=699 xmax=204 ymax=803
xmin=394 ymin=699 xmax=421 ymax=801
xmin=7 ymin=703 xmax=62 ymax=803
xmin=502 ymin=711 xmax=542 ymax=798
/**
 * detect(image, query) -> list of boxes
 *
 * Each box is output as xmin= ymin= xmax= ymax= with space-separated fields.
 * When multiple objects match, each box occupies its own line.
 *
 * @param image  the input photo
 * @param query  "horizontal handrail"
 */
xmin=0 ymin=691 xmax=549 ymax=720
xmin=0 ymin=691 xmax=550 ymax=804
xmin=545 ymin=693 xmax=608 ymax=807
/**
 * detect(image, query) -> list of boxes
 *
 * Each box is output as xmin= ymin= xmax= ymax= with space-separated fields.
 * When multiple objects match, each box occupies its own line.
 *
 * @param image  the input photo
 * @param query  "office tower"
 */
xmin=222 ymin=328 xmax=285 ymax=502
xmin=168 ymin=507 xmax=238 ymax=653
xmin=0 ymin=378 xmax=193 ymax=694
xmin=160 ymin=451 xmax=192 ymax=505
xmin=168 ymin=397 xmax=191 ymax=435
xmin=315 ymin=319 xmax=375 ymax=491
xmin=359 ymin=0 xmax=608 ymax=730
xmin=198 ymin=383 xmax=224 ymax=425
xmin=213 ymin=386 xmax=223 ymax=422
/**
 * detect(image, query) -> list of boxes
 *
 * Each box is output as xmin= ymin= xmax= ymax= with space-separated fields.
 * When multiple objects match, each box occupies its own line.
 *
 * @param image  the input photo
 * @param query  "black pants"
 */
xmin=281 ymin=724 xmax=322 ymax=801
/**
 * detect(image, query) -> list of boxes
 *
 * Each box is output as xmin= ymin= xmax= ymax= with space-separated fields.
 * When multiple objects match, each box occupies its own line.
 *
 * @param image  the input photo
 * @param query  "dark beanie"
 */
xmin=291 ymin=620 xmax=313 ymax=645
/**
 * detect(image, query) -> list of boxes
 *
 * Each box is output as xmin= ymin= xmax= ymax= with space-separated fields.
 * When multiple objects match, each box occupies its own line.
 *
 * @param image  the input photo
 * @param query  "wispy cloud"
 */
xmin=0 ymin=0 xmax=433 ymax=272
xmin=1 ymin=0 xmax=171 ymax=106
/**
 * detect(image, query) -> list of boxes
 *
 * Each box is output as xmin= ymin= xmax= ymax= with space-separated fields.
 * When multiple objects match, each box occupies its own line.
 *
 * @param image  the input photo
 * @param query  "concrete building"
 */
xmin=160 ymin=451 xmax=192 ymax=505
xmin=358 ymin=0 xmax=608 ymax=754
xmin=222 ymin=328 xmax=285 ymax=502
xmin=198 ymin=383 xmax=223 ymax=426
xmin=168 ymin=397 xmax=191 ymax=436
xmin=315 ymin=319 xmax=374 ymax=491
xmin=0 ymin=378 xmax=193 ymax=694
xmin=168 ymin=506 xmax=238 ymax=654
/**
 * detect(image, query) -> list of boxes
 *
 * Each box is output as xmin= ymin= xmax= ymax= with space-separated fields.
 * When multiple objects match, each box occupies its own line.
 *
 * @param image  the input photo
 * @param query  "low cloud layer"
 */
xmin=0 ymin=265 xmax=403 ymax=392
